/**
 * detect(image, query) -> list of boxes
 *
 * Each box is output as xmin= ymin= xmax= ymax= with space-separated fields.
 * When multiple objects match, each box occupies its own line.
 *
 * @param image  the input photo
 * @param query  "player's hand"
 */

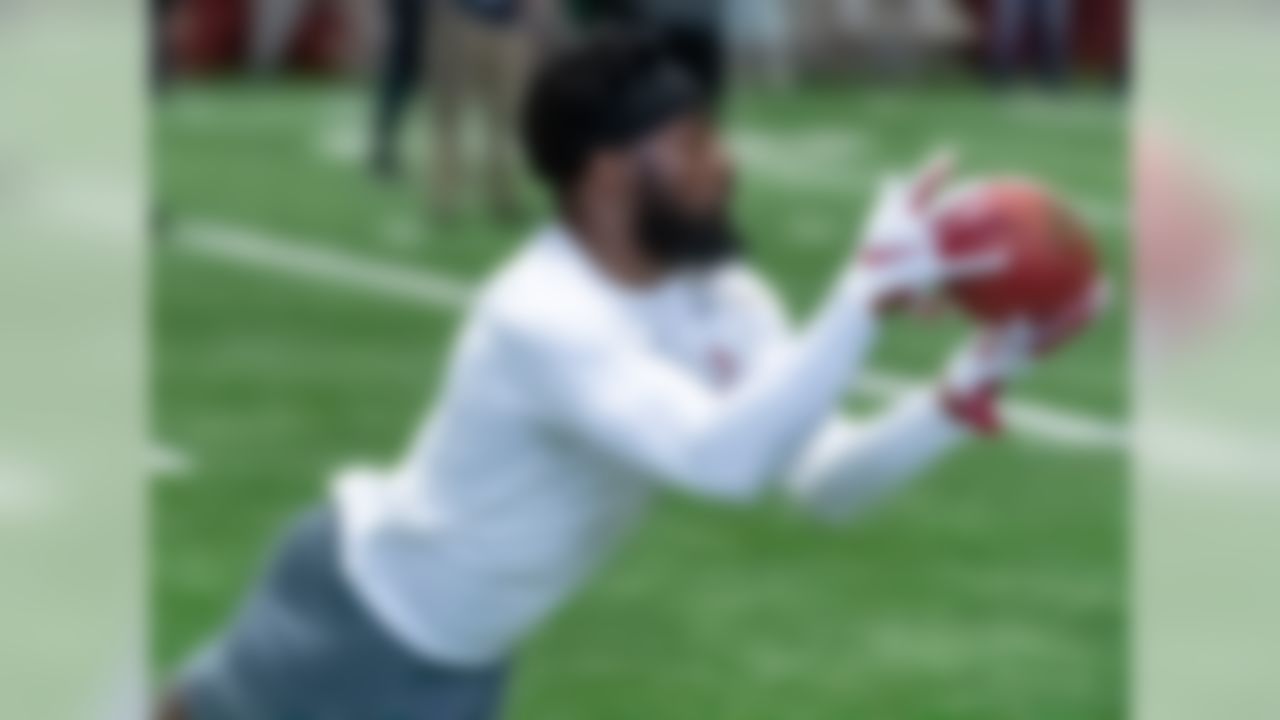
xmin=941 ymin=281 xmax=1108 ymax=435
xmin=848 ymin=153 xmax=1006 ymax=311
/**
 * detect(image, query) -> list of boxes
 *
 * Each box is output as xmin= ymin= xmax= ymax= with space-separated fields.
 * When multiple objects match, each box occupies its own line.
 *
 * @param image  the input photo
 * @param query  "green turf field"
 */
xmin=154 ymin=83 xmax=1126 ymax=718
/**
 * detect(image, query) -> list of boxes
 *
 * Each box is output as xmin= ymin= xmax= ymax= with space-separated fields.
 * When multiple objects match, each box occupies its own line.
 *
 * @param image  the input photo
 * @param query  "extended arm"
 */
xmin=516 ymin=272 xmax=883 ymax=503
xmin=516 ymin=163 xmax=994 ymax=502
xmin=787 ymin=279 xmax=1108 ymax=522
xmin=785 ymin=394 xmax=968 ymax=522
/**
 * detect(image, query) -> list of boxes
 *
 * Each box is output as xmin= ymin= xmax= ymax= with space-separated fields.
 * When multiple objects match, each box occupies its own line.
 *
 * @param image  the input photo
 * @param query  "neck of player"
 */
xmin=563 ymin=196 xmax=667 ymax=290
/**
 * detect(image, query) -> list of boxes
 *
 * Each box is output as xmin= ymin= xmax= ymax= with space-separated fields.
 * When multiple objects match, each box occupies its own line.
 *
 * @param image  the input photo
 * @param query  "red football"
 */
xmin=935 ymin=178 xmax=1099 ymax=322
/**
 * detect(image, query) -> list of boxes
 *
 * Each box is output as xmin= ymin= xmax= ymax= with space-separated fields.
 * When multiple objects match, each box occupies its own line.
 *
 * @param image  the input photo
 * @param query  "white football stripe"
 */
xmin=177 ymin=220 xmax=472 ymax=309
xmin=171 ymin=219 xmax=1127 ymax=453
xmin=859 ymin=372 xmax=1126 ymax=452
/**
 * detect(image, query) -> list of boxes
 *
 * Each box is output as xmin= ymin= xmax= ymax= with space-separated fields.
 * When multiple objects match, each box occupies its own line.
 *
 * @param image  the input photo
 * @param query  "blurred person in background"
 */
xmin=151 ymin=0 xmax=179 ymax=91
xmin=156 ymin=29 xmax=1095 ymax=720
xmin=791 ymin=0 xmax=970 ymax=81
xmin=859 ymin=0 xmax=971 ymax=80
xmin=726 ymin=0 xmax=792 ymax=89
xmin=565 ymin=0 xmax=639 ymax=24
xmin=248 ymin=0 xmax=379 ymax=76
xmin=369 ymin=0 xmax=431 ymax=179
xmin=428 ymin=0 xmax=561 ymax=220
xmin=990 ymin=0 xmax=1073 ymax=88
xmin=246 ymin=0 xmax=307 ymax=74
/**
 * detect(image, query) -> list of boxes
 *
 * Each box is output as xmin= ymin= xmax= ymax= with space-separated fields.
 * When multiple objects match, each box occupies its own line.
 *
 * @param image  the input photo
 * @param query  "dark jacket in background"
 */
xmin=454 ymin=0 xmax=524 ymax=25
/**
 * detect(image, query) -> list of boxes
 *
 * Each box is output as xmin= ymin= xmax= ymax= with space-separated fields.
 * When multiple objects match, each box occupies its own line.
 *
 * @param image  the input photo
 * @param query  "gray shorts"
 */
xmin=177 ymin=504 xmax=510 ymax=720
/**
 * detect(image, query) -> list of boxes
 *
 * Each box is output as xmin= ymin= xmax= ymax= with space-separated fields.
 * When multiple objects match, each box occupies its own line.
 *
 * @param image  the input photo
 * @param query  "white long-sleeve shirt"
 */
xmin=335 ymin=225 xmax=966 ymax=667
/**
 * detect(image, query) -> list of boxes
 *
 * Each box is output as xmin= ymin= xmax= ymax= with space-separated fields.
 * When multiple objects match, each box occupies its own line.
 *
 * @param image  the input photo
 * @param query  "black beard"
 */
xmin=635 ymin=188 xmax=743 ymax=270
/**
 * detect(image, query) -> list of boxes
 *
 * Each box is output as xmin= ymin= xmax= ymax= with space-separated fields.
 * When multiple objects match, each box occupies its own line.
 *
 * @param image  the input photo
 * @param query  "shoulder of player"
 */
xmin=473 ymin=236 xmax=633 ymax=352
xmin=708 ymin=263 xmax=789 ymax=324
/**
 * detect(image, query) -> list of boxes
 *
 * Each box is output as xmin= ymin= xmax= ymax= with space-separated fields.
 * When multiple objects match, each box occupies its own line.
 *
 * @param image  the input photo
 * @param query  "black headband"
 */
xmin=596 ymin=60 xmax=705 ymax=147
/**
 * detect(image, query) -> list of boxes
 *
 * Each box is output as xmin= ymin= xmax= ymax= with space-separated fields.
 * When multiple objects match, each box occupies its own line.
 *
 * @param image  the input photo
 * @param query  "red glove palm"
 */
xmin=942 ymin=280 xmax=1109 ymax=435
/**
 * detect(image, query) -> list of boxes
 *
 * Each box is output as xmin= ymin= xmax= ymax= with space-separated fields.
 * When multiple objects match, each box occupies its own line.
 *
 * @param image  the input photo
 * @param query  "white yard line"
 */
xmin=730 ymin=129 xmax=1128 ymax=232
xmin=171 ymin=219 xmax=1127 ymax=453
xmin=178 ymin=220 xmax=472 ymax=309
xmin=858 ymin=373 xmax=1127 ymax=452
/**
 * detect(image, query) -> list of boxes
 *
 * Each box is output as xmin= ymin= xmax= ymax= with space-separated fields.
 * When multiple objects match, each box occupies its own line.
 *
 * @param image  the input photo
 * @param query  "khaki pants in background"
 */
xmin=428 ymin=2 xmax=533 ymax=219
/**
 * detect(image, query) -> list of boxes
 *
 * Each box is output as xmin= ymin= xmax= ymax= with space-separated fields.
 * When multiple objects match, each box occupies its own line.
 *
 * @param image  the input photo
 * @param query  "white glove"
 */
xmin=847 ymin=154 xmax=1007 ymax=310
xmin=941 ymin=281 xmax=1109 ymax=434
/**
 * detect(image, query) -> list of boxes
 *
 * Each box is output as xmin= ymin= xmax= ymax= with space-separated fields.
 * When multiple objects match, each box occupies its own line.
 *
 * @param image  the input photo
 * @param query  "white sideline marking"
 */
xmin=729 ymin=129 xmax=1128 ymax=233
xmin=178 ymin=220 xmax=472 ymax=309
xmin=859 ymin=373 xmax=1127 ymax=452
xmin=172 ymin=220 xmax=1126 ymax=453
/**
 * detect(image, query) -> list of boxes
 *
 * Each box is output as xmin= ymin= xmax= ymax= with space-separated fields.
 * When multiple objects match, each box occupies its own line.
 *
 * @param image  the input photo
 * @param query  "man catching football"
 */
xmin=159 ymin=29 xmax=1098 ymax=720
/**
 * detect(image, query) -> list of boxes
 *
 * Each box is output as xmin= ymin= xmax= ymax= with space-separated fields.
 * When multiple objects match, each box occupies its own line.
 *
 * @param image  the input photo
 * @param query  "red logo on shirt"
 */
xmin=709 ymin=346 xmax=738 ymax=388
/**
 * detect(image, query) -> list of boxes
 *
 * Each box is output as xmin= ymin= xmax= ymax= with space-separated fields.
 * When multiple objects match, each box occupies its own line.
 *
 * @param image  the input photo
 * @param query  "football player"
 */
xmin=160 ymin=29 xmax=1093 ymax=720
